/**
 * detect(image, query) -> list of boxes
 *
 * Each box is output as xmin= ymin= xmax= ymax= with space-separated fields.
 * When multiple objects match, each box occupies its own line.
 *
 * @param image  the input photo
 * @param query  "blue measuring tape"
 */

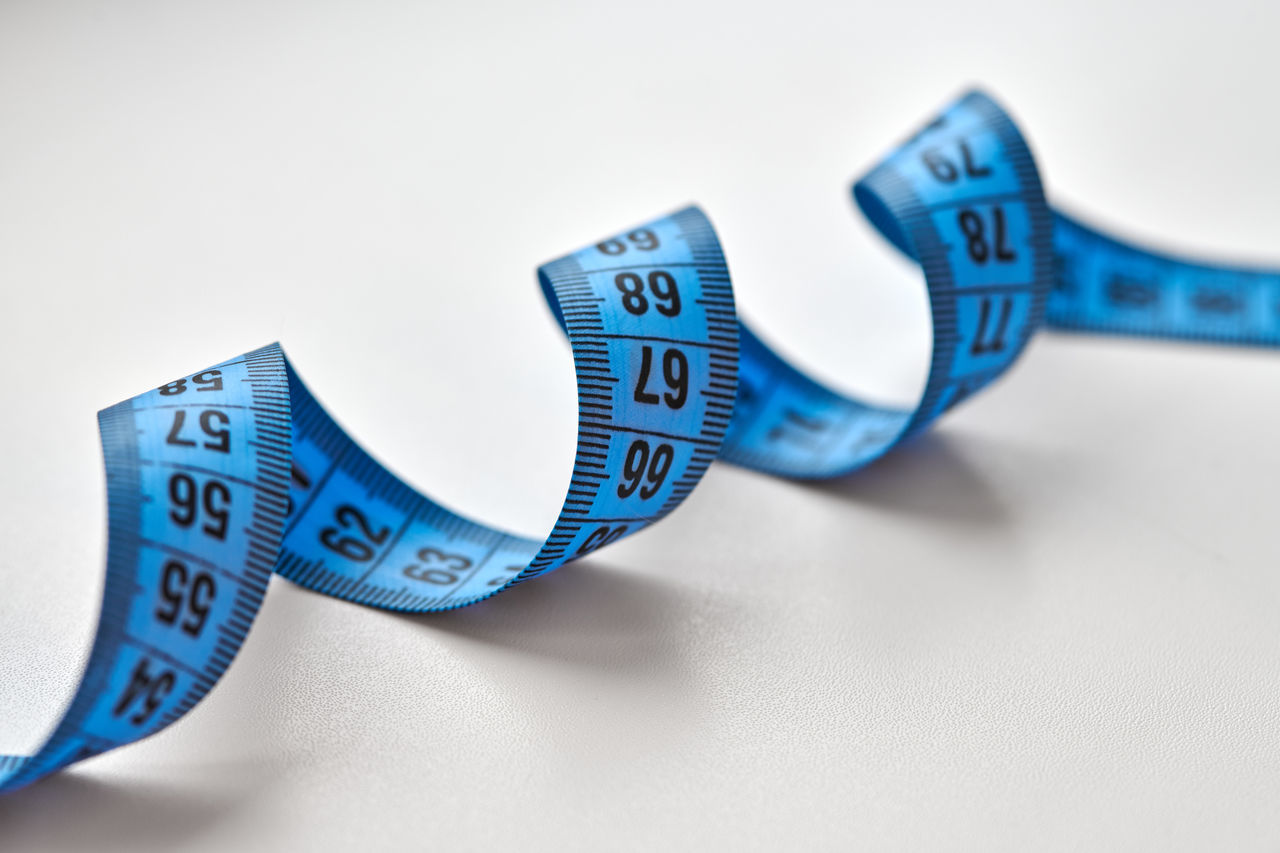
xmin=723 ymin=91 xmax=1052 ymax=476
xmin=0 ymin=208 xmax=740 ymax=792
xmin=3 ymin=88 xmax=1275 ymax=794
xmin=1049 ymin=211 xmax=1280 ymax=345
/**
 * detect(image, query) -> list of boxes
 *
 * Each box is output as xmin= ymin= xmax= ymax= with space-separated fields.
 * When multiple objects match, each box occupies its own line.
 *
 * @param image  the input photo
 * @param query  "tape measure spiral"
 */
xmin=723 ymin=91 xmax=1052 ymax=476
xmin=2 ymin=88 xmax=1275 ymax=794
xmin=0 ymin=206 xmax=740 ymax=793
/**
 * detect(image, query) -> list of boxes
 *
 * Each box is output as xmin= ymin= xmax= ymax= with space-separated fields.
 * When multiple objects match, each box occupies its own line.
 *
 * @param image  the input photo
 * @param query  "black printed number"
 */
xmin=168 ymin=473 xmax=231 ymax=540
xmin=112 ymin=658 xmax=175 ymax=726
xmin=403 ymin=548 xmax=472 ymax=584
xmin=922 ymin=140 xmax=991 ymax=184
xmin=614 ymin=271 xmax=681 ymax=317
xmin=319 ymin=504 xmax=389 ymax=562
xmin=633 ymin=346 xmax=688 ymax=409
xmin=487 ymin=565 xmax=524 ymax=587
xmin=155 ymin=559 xmax=216 ymax=638
xmin=958 ymin=207 xmax=1016 ymax=265
xmin=158 ymin=370 xmax=223 ymax=396
xmin=971 ymin=296 xmax=1012 ymax=355
xmin=165 ymin=409 xmax=231 ymax=453
xmin=576 ymin=524 xmax=628 ymax=556
xmin=1192 ymin=290 xmax=1241 ymax=315
xmin=767 ymin=409 xmax=828 ymax=442
xmin=286 ymin=462 xmax=312 ymax=518
xmin=617 ymin=440 xmax=675 ymax=500
xmin=1105 ymin=276 xmax=1159 ymax=308
xmin=596 ymin=228 xmax=660 ymax=255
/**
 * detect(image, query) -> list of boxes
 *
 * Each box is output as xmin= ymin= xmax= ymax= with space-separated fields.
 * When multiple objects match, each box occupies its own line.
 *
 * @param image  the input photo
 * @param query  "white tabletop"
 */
xmin=2 ymin=1 xmax=1279 ymax=850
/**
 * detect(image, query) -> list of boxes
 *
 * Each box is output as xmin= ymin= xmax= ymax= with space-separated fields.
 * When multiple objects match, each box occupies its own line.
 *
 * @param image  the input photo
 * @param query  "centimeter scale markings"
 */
xmin=1 ymin=205 xmax=742 ymax=794
xmin=270 ymin=206 xmax=738 ymax=612
xmin=0 ymin=347 xmax=291 ymax=790
xmin=718 ymin=91 xmax=1054 ymax=477
xmin=4 ymin=88 xmax=1279 ymax=794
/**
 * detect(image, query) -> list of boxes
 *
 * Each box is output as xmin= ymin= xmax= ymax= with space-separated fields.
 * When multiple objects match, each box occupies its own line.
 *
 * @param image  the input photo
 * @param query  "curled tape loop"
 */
xmin=2 ymin=88 xmax=1275 ymax=793
xmin=1 ymin=207 xmax=740 ymax=792
xmin=722 ymin=90 xmax=1052 ymax=476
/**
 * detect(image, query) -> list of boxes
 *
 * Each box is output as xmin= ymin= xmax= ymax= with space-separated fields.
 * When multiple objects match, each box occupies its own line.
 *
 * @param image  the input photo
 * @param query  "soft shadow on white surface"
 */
xmin=0 ymin=763 xmax=276 ymax=850
xmin=4 ymin=0 xmax=1280 ymax=847
xmin=3 ymin=398 xmax=1279 ymax=852
xmin=0 ymin=438 xmax=1010 ymax=852
xmin=0 ymin=564 xmax=729 ymax=851
xmin=808 ymin=431 xmax=1010 ymax=528
xmin=423 ymin=561 xmax=696 ymax=668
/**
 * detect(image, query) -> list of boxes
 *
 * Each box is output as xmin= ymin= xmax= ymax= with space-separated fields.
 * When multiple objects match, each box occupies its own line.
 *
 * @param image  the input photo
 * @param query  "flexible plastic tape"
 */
xmin=1050 ymin=212 xmax=1280 ymax=345
xmin=3 ymin=88 xmax=1275 ymax=793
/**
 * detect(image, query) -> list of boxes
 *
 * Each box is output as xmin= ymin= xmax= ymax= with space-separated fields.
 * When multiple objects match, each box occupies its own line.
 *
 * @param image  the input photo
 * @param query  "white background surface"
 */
xmin=2 ymin=1 xmax=1279 ymax=850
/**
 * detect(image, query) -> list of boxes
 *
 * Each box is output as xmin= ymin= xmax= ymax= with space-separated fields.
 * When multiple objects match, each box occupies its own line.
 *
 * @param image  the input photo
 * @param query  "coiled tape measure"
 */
xmin=2 ymin=88 xmax=1276 ymax=793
